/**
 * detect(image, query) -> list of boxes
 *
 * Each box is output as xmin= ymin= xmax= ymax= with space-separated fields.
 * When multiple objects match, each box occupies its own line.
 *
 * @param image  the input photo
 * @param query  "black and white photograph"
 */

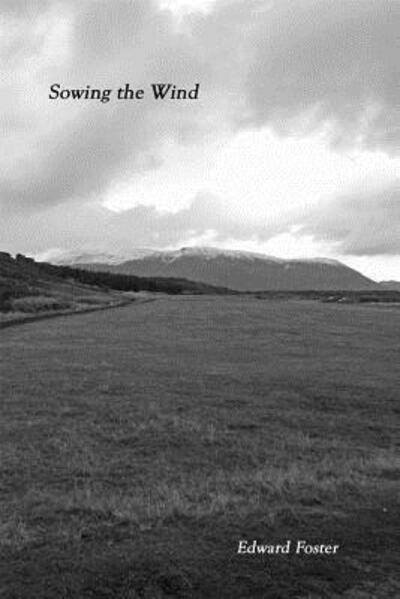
xmin=0 ymin=0 xmax=399 ymax=596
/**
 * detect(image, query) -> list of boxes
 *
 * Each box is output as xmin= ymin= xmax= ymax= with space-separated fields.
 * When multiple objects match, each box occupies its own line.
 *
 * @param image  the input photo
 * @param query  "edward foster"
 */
xmin=237 ymin=539 xmax=340 ymax=555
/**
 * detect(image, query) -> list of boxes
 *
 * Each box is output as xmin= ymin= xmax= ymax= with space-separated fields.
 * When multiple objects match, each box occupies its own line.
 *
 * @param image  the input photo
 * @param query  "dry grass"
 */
xmin=1 ymin=296 xmax=399 ymax=597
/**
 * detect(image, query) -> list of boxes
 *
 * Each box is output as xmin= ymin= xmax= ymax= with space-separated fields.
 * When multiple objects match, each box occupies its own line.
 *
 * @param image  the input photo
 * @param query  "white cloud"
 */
xmin=159 ymin=0 xmax=218 ymax=16
xmin=104 ymin=127 xmax=400 ymax=239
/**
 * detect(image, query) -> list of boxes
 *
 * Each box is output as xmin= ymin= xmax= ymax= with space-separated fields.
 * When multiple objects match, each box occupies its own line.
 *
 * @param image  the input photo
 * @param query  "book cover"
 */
xmin=1 ymin=1 xmax=399 ymax=597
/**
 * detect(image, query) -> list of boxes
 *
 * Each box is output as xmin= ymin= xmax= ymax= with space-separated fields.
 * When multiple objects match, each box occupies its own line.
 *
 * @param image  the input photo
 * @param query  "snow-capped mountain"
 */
xmin=66 ymin=246 xmax=380 ymax=291
xmin=35 ymin=248 xmax=153 ymax=266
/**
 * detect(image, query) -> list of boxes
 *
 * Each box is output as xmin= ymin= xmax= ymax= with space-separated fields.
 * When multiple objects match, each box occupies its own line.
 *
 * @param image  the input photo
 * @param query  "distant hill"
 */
xmin=70 ymin=246 xmax=381 ymax=291
xmin=380 ymin=280 xmax=400 ymax=291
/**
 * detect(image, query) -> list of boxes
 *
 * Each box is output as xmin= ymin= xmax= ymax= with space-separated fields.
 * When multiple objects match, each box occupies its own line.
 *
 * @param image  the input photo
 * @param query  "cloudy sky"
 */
xmin=1 ymin=0 xmax=399 ymax=280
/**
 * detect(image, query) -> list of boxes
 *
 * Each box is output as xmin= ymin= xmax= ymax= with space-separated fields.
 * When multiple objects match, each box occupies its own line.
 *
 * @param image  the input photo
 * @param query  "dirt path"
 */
xmin=0 ymin=295 xmax=158 ymax=330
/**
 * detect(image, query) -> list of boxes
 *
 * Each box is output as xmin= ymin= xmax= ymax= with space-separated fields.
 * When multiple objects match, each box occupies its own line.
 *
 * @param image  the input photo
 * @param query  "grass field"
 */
xmin=1 ymin=296 xmax=399 ymax=598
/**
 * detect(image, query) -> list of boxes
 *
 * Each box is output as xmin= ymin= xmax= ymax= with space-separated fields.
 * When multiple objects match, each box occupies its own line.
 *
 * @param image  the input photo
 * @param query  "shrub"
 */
xmin=0 ymin=288 xmax=12 ymax=312
xmin=12 ymin=296 xmax=72 ymax=313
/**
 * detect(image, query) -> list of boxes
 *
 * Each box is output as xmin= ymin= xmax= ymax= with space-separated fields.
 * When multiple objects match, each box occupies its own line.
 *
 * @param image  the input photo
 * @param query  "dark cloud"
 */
xmin=0 ymin=193 xmax=280 ymax=255
xmin=1 ymin=0 xmax=398 ymax=224
xmin=299 ymin=184 xmax=400 ymax=255
xmin=2 ymin=184 xmax=399 ymax=259
xmin=1 ymin=0 xmax=212 ymax=211
xmin=0 ymin=0 xmax=51 ymax=15
xmin=108 ymin=193 xmax=279 ymax=246
xmin=243 ymin=0 xmax=399 ymax=153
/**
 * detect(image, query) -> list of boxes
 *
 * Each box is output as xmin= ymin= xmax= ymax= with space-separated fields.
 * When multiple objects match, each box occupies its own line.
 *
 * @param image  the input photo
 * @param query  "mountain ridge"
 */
xmin=57 ymin=246 xmax=381 ymax=291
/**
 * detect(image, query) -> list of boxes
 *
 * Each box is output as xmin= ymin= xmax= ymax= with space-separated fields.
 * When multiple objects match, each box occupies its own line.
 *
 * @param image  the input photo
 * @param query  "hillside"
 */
xmin=72 ymin=246 xmax=381 ymax=291
xmin=0 ymin=252 xmax=133 ymax=325
xmin=0 ymin=252 xmax=229 ymax=325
